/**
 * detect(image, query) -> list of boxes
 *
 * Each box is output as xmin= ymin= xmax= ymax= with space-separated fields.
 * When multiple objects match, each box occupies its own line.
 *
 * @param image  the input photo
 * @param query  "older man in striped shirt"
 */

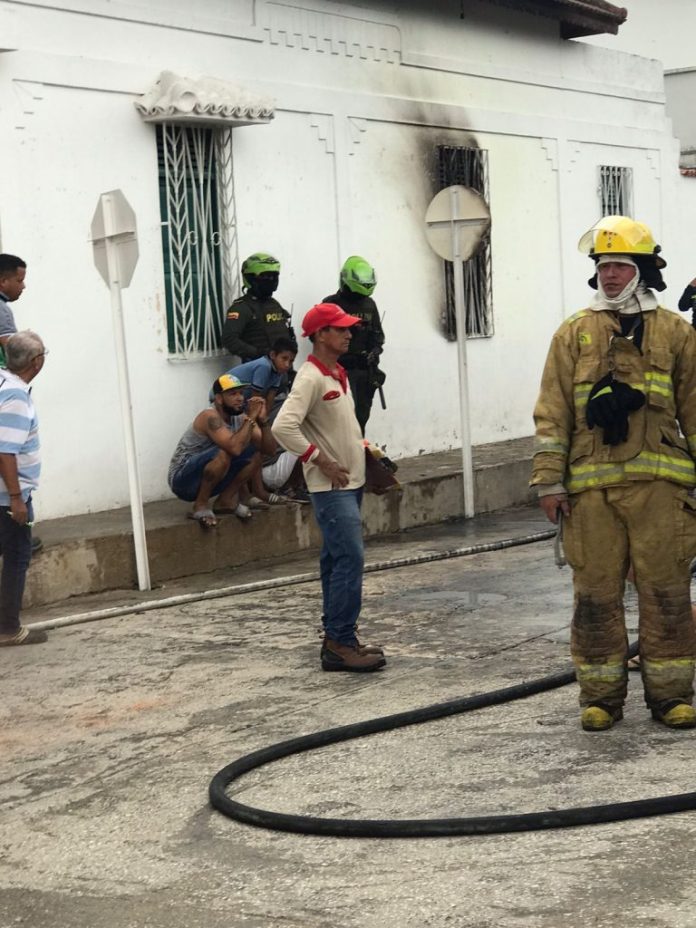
xmin=0 ymin=331 xmax=47 ymax=646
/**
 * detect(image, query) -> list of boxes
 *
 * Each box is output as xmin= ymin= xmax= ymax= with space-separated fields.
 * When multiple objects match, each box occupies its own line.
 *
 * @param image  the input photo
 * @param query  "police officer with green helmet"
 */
xmin=323 ymin=255 xmax=385 ymax=435
xmin=222 ymin=253 xmax=296 ymax=362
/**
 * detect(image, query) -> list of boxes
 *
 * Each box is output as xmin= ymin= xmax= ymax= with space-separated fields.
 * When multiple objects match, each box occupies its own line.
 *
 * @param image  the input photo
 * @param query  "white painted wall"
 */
xmin=581 ymin=0 xmax=696 ymax=324
xmin=0 ymin=0 xmax=684 ymax=518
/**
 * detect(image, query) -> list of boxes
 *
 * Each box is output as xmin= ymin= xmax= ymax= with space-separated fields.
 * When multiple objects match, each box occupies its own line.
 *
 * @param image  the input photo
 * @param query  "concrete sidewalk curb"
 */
xmin=25 ymin=438 xmax=535 ymax=609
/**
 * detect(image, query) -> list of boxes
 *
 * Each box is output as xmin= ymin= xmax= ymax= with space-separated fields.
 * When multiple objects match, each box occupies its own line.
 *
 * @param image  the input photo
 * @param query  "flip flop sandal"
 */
xmin=213 ymin=504 xmax=253 ymax=520
xmin=247 ymin=496 xmax=270 ymax=510
xmin=267 ymin=492 xmax=291 ymax=504
xmin=188 ymin=509 xmax=218 ymax=529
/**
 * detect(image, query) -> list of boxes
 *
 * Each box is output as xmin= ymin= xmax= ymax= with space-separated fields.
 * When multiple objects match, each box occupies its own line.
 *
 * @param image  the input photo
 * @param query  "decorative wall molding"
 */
xmin=402 ymin=50 xmax=664 ymax=107
xmin=309 ymin=113 xmax=335 ymax=153
xmin=264 ymin=2 xmax=400 ymax=63
xmin=4 ymin=0 xmax=261 ymax=42
xmin=566 ymin=142 xmax=583 ymax=169
xmin=540 ymin=137 xmax=559 ymax=172
xmin=135 ymin=71 xmax=274 ymax=127
xmin=13 ymin=80 xmax=45 ymax=129
xmin=645 ymin=149 xmax=661 ymax=180
xmin=347 ymin=116 xmax=368 ymax=153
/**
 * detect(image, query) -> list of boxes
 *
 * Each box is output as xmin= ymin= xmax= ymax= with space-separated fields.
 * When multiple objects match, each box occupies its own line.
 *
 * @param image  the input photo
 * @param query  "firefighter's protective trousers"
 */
xmin=563 ymin=481 xmax=696 ymax=708
xmin=532 ymin=307 xmax=696 ymax=709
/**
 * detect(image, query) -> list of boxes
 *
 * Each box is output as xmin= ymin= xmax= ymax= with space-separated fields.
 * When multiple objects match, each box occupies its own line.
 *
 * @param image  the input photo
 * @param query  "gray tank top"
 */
xmin=168 ymin=426 xmax=214 ymax=487
xmin=167 ymin=412 xmax=243 ymax=487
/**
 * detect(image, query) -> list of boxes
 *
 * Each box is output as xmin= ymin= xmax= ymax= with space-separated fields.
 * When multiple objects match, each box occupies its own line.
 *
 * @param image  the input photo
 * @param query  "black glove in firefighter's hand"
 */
xmin=585 ymin=373 xmax=645 ymax=446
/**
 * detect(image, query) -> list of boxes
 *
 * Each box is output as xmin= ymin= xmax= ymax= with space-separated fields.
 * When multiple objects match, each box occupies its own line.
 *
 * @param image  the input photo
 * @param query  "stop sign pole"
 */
xmin=91 ymin=190 xmax=151 ymax=591
xmin=425 ymin=186 xmax=491 ymax=519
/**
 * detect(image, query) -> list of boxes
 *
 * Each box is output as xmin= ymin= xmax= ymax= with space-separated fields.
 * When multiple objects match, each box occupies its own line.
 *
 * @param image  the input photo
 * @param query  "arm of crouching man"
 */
xmin=247 ymin=395 xmax=277 ymax=455
xmin=199 ymin=397 xmax=262 ymax=457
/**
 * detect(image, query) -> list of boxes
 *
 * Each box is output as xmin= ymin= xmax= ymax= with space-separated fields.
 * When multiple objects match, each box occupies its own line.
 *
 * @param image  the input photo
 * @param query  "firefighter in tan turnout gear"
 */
xmin=532 ymin=216 xmax=696 ymax=732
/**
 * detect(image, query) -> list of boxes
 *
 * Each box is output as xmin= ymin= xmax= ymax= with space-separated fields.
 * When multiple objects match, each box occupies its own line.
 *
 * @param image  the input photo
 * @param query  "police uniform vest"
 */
xmin=222 ymin=294 xmax=293 ymax=360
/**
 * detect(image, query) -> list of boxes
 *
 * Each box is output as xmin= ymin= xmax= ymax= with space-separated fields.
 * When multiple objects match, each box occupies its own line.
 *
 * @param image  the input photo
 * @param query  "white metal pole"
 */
xmin=103 ymin=196 xmax=151 ymax=591
xmin=450 ymin=189 xmax=475 ymax=519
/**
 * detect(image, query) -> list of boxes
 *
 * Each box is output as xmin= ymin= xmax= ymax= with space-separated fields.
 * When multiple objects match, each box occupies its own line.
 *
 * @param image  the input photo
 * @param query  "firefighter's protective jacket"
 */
xmin=531 ymin=307 xmax=696 ymax=494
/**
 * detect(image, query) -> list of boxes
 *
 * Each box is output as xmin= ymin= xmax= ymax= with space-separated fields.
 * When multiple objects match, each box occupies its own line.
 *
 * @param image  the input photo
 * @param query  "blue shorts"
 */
xmin=170 ymin=445 xmax=255 ymax=502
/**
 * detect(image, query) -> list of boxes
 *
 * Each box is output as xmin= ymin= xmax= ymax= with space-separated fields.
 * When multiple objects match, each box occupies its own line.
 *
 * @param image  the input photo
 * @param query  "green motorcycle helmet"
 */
xmin=340 ymin=255 xmax=376 ymax=297
xmin=242 ymin=252 xmax=281 ymax=289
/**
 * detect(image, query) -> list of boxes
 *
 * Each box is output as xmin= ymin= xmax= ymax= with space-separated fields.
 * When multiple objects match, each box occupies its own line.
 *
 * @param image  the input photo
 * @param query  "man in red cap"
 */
xmin=272 ymin=303 xmax=386 ymax=672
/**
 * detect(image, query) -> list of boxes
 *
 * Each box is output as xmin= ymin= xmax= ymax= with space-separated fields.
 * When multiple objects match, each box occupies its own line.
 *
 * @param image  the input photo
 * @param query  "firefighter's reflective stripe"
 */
xmin=575 ymin=374 xmax=669 ymax=400
xmin=641 ymin=658 xmax=696 ymax=701
xmin=687 ymin=434 xmax=696 ymax=456
xmin=534 ymin=436 xmax=569 ymax=454
xmin=574 ymin=384 xmax=591 ymax=410
xmin=568 ymin=309 xmax=592 ymax=324
xmin=567 ymin=464 xmax=625 ymax=492
xmin=625 ymin=452 xmax=696 ymax=480
xmin=575 ymin=660 xmax=624 ymax=683
xmin=642 ymin=658 xmax=695 ymax=671
xmin=644 ymin=370 xmax=673 ymax=400
xmin=574 ymin=380 xmax=648 ymax=411
xmin=567 ymin=451 xmax=696 ymax=493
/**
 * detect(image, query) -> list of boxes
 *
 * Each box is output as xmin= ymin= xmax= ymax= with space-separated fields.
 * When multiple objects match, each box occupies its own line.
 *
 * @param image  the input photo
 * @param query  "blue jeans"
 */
xmin=171 ymin=444 xmax=255 ymax=503
xmin=310 ymin=488 xmax=364 ymax=646
xmin=0 ymin=498 xmax=33 ymax=635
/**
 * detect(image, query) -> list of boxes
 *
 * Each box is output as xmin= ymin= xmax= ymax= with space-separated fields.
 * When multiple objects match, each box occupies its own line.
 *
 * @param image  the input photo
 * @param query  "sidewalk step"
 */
xmin=25 ymin=437 xmax=534 ymax=608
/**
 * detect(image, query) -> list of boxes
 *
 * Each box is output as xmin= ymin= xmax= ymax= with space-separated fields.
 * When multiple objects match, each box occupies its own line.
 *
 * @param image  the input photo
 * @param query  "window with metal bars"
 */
xmin=157 ymin=124 xmax=238 ymax=357
xmin=599 ymin=165 xmax=632 ymax=217
xmin=436 ymin=145 xmax=493 ymax=340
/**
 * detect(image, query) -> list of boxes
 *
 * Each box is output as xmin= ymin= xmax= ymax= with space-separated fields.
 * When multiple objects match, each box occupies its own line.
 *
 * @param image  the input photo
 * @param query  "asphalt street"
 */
xmin=2 ymin=506 xmax=695 ymax=928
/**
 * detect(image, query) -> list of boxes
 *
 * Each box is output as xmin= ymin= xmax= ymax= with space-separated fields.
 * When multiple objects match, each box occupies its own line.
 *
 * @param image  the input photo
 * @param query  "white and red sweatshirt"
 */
xmin=271 ymin=355 xmax=365 ymax=492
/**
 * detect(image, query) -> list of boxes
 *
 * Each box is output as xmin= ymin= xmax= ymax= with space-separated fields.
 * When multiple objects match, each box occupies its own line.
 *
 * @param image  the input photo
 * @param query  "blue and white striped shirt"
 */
xmin=0 ymin=370 xmax=40 ymax=504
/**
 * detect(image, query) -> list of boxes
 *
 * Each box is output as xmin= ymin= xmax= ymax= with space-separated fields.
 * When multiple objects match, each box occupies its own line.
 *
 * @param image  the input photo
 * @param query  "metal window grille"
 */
xmin=436 ymin=146 xmax=493 ymax=340
xmin=599 ymin=165 xmax=633 ymax=217
xmin=157 ymin=124 xmax=238 ymax=357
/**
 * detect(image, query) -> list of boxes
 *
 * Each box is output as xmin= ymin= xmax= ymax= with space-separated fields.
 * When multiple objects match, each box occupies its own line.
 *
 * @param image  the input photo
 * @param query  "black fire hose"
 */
xmin=209 ymin=638 xmax=696 ymax=837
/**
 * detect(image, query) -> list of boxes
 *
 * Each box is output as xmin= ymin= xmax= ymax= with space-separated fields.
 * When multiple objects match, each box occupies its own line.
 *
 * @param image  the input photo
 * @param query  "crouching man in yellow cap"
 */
xmin=532 ymin=216 xmax=696 ymax=731
xmin=168 ymin=374 xmax=276 ymax=527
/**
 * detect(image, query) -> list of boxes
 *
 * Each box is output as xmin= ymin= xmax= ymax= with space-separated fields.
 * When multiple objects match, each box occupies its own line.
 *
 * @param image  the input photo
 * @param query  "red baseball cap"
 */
xmin=301 ymin=302 xmax=362 ymax=337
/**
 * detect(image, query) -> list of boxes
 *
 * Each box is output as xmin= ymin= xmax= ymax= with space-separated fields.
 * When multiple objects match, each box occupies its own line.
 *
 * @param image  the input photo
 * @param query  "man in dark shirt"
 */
xmin=323 ymin=255 xmax=385 ymax=435
xmin=0 ymin=254 xmax=27 ymax=350
xmin=222 ymin=253 xmax=296 ymax=361
xmin=678 ymin=277 xmax=696 ymax=327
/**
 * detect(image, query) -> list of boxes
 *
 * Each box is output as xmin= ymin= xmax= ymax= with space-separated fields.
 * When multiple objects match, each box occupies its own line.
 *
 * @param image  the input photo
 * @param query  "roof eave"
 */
xmin=481 ymin=0 xmax=627 ymax=39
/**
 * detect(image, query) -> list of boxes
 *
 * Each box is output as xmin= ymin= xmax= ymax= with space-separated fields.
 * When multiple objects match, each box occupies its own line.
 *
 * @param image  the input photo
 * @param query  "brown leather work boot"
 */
xmin=355 ymin=638 xmax=384 ymax=656
xmin=320 ymin=632 xmax=384 ymax=657
xmin=354 ymin=625 xmax=384 ymax=656
xmin=321 ymin=638 xmax=386 ymax=673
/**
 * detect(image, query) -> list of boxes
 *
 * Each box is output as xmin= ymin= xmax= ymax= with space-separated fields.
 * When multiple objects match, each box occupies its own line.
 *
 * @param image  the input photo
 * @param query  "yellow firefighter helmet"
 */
xmin=578 ymin=215 xmax=666 ymax=268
